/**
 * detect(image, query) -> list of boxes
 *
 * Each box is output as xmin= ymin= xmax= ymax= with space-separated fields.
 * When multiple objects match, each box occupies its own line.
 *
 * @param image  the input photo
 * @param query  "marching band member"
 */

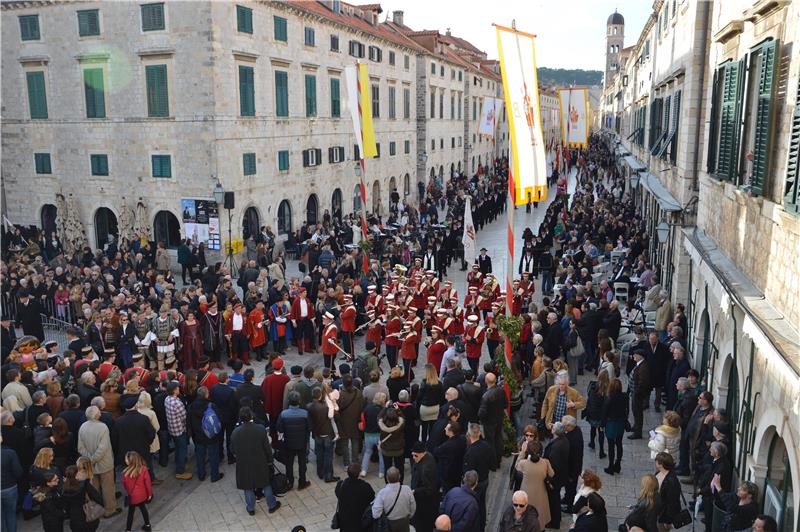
xmin=290 ymin=288 xmax=315 ymax=355
xmin=411 ymin=276 xmax=427 ymax=312
xmin=464 ymin=314 xmax=485 ymax=375
xmin=450 ymin=296 xmax=465 ymax=337
xmin=464 ymin=286 xmax=480 ymax=314
xmin=340 ymin=294 xmax=357 ymax=357
xmin=409 ymin=257 xmax=424 ymax=277
xmin=224 ymin=303 xmax=252 ymax=365
xmin=467 ymin=263 xmax=483 ymax=289
xmin=365 ymin=309 xmax=383 ymax=356
xmin=322 ymin=311 xmax=340 ymax=370
xmin=512 ymin=280 xmax=525 ymax=315
xmin=399 ymin=322 xmax=418 ymax=382
xmin=365 ymin=285 xmax=384 ymax=316
xmin=438 ymin=280 xmax=457 ymax=308
xmin=247 ymin=301 xmax=268 ymax=362
xmin=384 ymin=305 xmax=402 ymax=368
xmin=519 ymin=271 xmax=534 ymax=305
xmin=409 ymin=307 xmax=423 ymax=362
xmin=424 ymin=296 xmax=437 ymax=335
xmin=426 ymin=326 xmax=447 ymax=375
xmin=425 ymin=270 xmax=440 ymax=295
xmin=485 ymin=273 xmax=501 ymax=297
xmin=97 ymin=348 xmax=120 ymax=381
xmin=478 ymin=283 xmax=493 ymax=318
xmin=485 ymin=302 xmax=503 ymax=361
xmin=151 ymin=304 xmax=179 ymax=371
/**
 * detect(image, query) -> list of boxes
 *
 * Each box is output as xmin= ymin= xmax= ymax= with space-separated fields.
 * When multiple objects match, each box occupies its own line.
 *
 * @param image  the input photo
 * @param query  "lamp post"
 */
xmin=629 ymin=171 xmax=640 ymax=210
xmin=212 ymin=180 xmax=236 ymax=276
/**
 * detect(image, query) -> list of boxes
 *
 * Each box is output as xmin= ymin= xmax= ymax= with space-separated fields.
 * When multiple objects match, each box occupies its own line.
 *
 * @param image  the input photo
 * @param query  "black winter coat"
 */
xmin=115 ymin=410 xmax=155 ymax=463
xmin=230 ymin=421 xmax=273 ymax=490
xmin=658 ymin=470 xmax=682 ymax=525
xmin=543 ymin=435 xmax=570 ymax=486
xmin=334 ymin=477 xmax=375 ymax=532
xmin=434 ymin=434 xmax=467 ymax=491
xmin=188 ymin=397 xmax=223 ymax=445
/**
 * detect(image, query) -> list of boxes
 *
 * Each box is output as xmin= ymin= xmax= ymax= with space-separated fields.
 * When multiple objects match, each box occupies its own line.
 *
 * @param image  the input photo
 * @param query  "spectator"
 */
xmin=372 ymin=467 xmax=416 ymax=531
xmin=600 ymin=378 xmax=627 ymax=475
xmin=498 ymin=490 xmax=541 ymax=532
xmin=439 ymin=470 xmax=480 ymax=532
xmin=77 ymin=406 xmax=119 ymax=518
xmin=752 ymin=515 xmax=778 ymax=532
xmin=572 ymin=492 xmax=608 ymax=532
xmin=363 ymin=370 xmax=389 ymax=406
xmin=76 ymin=371 xmax=100 ymax=409
xmin=337 ymin=374 xmax=364 ymax=468
xmin=644 ymin=332 xmax=669 ymax=412
xmin=628 ymin=350 xmax=651 ymax=439
xmin=360 ymin=392 xmax=387 ymax=479
xmin=276 ymin=391 xmax=312 ymax=490
xmin=585 ymin=371 xmax=609 ymax=459
xmin=433 ymin=420 xmax=467 ymax=493
xmin=648 ymin=410 xmax=682 ymax=460
xmin=462 ymin=422 xmax=493 ymax=530
xmin=561 ymin=415 xmax=584 ymax=513
xmin=230 ymin=407 xmax=281 ymax=516
xmin=654 ymin=452 xmax=682 ymax=530
xmin=209 ymin=372 xmax=238 ymax=465
xmin=477 ymin=372 xmax=506 ymax=470
xmin=164 ymin=382 xmax=192 ymax=480
xmin=542 ymin=373 xmax=587 ymax=430
xmin=136 ymin=392 xmax=161 ymax=483
xmin=2 ymin=368 xmax=33 ymax=408
xmin=543 ymin=422 xmax=569 ymax=529
xmin=234 ymin=368 xmax=266 ymax=426
xmin=516 ymin=439 xmax=554 ymax=530
xmin=1 ymin=437 xmax=23 ymax=532
xmin=378 ymin=407 xmax=407 ymax=484
xmin=334 ymin=464 xmax=375 ymax=532
xmin=410 ymin=442 xmax=439 ymax=532
xmin=308 ymin=386 xmax=338 ymax=483
xmin=121 ymin=451 xmax=153 ymax=532
xmin=417 ymin=364 xmax=445 ymax=442
xmin=187 ymin=386 xmax=224 ymax=483
xmin=261 ymin=356 xmax=289 ymax=447
xmin=623 ymin=474 xmax=663 ymax=531
xmin=715 ymin=481 xmax=759 ymax=531
xmin=571 ymin=469 xmax=602 ymax=523
xmin=61 ymin=464 xmax=104 ymax=532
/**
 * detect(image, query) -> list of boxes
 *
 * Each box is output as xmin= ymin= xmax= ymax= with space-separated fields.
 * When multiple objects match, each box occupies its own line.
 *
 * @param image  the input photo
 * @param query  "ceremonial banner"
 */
xmin=345 ymin=64 xmax=377 ymax=158
xmin=496 ymin=26 xmax=547 ymax=205
xmin=478 ymin=97 xmax=503 ymax=138
xmin=462 ymin=197 xmax=477 ymax=262
xmin=559 ymin=88 xmax=589 ymax=149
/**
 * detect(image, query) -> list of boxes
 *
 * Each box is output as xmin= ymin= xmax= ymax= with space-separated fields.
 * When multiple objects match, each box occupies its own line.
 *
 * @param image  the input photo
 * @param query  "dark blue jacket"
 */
xmin=276 ymin=406 xmax=311 ymax=450
xmin=210 ymin=383 xmax=238 ymax=425
xmin=440 ymin=485 xmax=480 ymax=532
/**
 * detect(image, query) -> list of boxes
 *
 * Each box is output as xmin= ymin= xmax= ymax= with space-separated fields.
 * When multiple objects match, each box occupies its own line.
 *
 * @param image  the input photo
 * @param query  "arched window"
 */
xmin=450 ymin=163 xmax=455 ymax=179
xmin=331 ymin=189 xmax=343 ymax=221
xmin=458 ymin=161 xmax=462 ymax=173
xmin=306 ymin=194 xmax=319 ymax=225
xmin=429 ymin=167 xmax=435 ymax=179
xmin=94 ymin=207 xmax=118 ymax=250
xmin=389 ymin=176 xmax=397 ymax=194
xmin=403 ymin=174 xmax=410 ymax=196
xmin=277 ymin=200 xmax=292 ymax=235
xmin=764 ymin=434 xmax=793 ymax=531
xmin=725 ymin=360 xmax=739 ymax=467
xmin=438 ymin=165 xmax=443 ymax=177
xmin=41 ymin=204 xmax=57 ymax=236
xmin=153 ymin=210 xmax=181 ymax=248
xmin=353 ymin=184 xmax=362 ymax=213
xmin=371 ymin=180 xmax=381 ymax=214
xmin=242 ymin=206 xmax=260 ymax=240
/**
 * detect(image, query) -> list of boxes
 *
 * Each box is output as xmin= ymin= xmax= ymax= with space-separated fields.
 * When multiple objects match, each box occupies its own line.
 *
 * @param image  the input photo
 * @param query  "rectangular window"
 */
xmin=236 ymin=5 xmax=252 ymax=34
xmin=458 ymin=71 xmax=462 ymax=82
xmin=275 ymin=71 xmax=288 ymax=117
xmin=278 ymin=150 xmax=290 ymax=171
xmin=404 ymin=140 xmax=411 ymax=154
xmin=451 ymin=69 xmax=455 ymax=80
xmin=368 ymin=46 xmax=382 ymax=62
xmin=328 ymin=146 xmax=345 ymax=163
xmin=440 ymin=138 xmax=444 ymax=149
xmin=404 ymin=55 xmax=410 ymax=70
xmin=302 ymin=148 xmax=322 ymax=167
xmin=431 ymin=62 xmax=436 ymax=75
xmin=440 ymin=65 xmax=444 ymax=77
xmin=151 ymin=154 xmax=171 ymax=178
xmin=330 ymin=78 xmax=340 ymax=118
xmin=238 ymin=65 xmax=255 ymax=117
xmin=90 ymin=154 xmax=109 ymax=176
xmin=34 ymin=153 xmax=51 ymax=174
xmin=77 ymin=9 xmax=100 ymax=37
xmin=403 ymin=88 xmax=410 ymax=119
xmin=304 ymin=26 xmax=315 ymax=46
xmin=242 ymin=153 xmax=256 ymax=175
xmin=353 ymin=144 xmax=360 ymax=161
xmin=439 ymin=91 xmax=443 ymax=119
xmin=472 ymin=98 xmax=477 ymax=121
xmin=145 ymin=64 xmax=169 ymax=117
xmin=19 ymin=14 xmax=40 ymax=41
xmin=458 ymin=93 xmax=462 ymax=119
xmin=348 ymin=40 xmax=364 ymax=58
xmin=140 ymin=3 xmax=165 ymax=31
xmin=304 ymin=74 xmax=316 ymax=117
xmin=330 ymin=34 xmax=339 ymax=51
xmin=274 ymin=16 xmax=287 ymax=41
xmin=430 ymin=89 xmax=435 ymax=119
xmin=388 ymin=51 xmax=395 ymax=66
xmin=715 ymin=60 xmax=745 ymax=181
xmin=26 ymin=71 xmax=48 ymax=119
xmin=450 ymin=94 xmax=454 ymax=120
xmin=431 ymin=139 xmax=435 ymax=151
xmin=371 ymin=84 xmax=379 ymax=118
xmin=83 ymin=68 xmax=106 ymax=118
xmin=389 ymin=141 xmax=396 ymax=156
xmin=388 ymin=86 xmax=396 ymax=119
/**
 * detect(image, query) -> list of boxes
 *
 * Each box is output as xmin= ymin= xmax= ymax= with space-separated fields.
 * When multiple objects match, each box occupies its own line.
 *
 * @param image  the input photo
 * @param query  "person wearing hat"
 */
xmin=476 ymin=248 xmax=492 ymax=276
xmin=411 ymin=441 xmax=440 ymax=532
xmin=400 ymin=321 xmax=419 ymax=382
xmin=1 ymin=312 xmax=18 ymax=362
xmin=197 ymin=355 xmax=219 ymax=390
xmin=384 ymin=306 xmax=402 ymax=368
xmin=464 ymin=286 xmax=480 ymax=315
xmin=424 ymin=296 xmax=437 ymax=335
xmin=64 ymin=326 xmax=85 ymax=359
xmin=260 ymin=355 xmax=289 ymax=447
xmin=202 ymin=300 xmax=226 ymax=368
xmin=467 ymin=264 xmax=483 ymax=290
xmin=290 ymin=288 xmax=315 ymax=355
xmin=409 ymin=308 xmax=424 ymax=363
xmin=365 ymin=285 xmax=384 ymax=316
xmin=268 ymin=293 xmax=292 ymax=355
xmin=247 ymin=301 xmax=268 ymax=363
xmin=484 ymin=303 xmax=503 ymax=360
xmin=151 ymin=304 xmax=179 ymax=371
xmin=464 ymin=315 xmax=486 ymax=375
xmin=15 ymin=288 xmax=45 ymax=341
xmin=364 ymin=310 xmax=383 ymax=356
xmin=321 ymin=312 xmax=339 ymax=370
xmin=224 ymin=302 xmax=252 ymax=366
xmin=97 ymin=348 xmax=120 ymax=381
xmin=340 ymin=294 xmax=357 ymax=358
xmin=628 ymin=349 xmax=651 ymax=439
xmin=426 ymin=327 xmax=447 ymax=375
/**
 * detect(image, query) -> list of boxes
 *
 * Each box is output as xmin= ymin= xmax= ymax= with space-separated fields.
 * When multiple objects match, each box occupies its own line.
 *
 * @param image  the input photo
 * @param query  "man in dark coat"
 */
xmin=463 ymin=423 xmax=494 ymax=530
xmin=441 ymin=359 xmax=466 ymax=391
xmin=275 ymin=391 xmax=312 ymax=490
xmin=187 ymin=386 xmax=224 ymax=482
xmin=1 ymin=314 xmax=17 ymax=363
xmin=440 ymin=470 xmax=481 ymax=532
xmin=477 ymin=373 xmax=507 ymax=470
xmin=15 ymin=290 xmax=45 ymax=341
xmin=544 ymin=422 xmax=570 ymax=529
xmin=234 ymin=368 xmax=266 ymax=425
xmin=542 ymin=312 xmax=563 ymax=359
xmin=210 ymin=373 xmax=239 ymax=464
xmin=457 ymin=370 xmax=482 ymax=424
xmin=230 ymin=406 xmax=281 ymax=515
xmin=410 ymin=442 xmax=439 ymax=532
xmin=57 ymin=394 xmax=86 ymax=453
xmin=433 ymin=421 xmax=467 ymax=492
xmin=644 ymin=332 xmax=670 ymax=412
xmin=115 ymin=402 xmax=156 ymax=465
xmin=476 ymin=248 xmax=492 ymax=275
xmin=665 ymin=344 xmax=690 ymax=410
xmin=602 ymin=300 xmax=623 ymax=342
xmin=562 ymin=415 xmax=584 ymax=513
xmin=575 ymin=302 xmax=603 ymax=371
xmin=628 ymin=350 xmax=651 ymax=439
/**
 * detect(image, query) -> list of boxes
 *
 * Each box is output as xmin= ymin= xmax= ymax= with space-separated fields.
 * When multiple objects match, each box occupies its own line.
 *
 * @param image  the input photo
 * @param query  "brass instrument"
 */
xmin=394 ymin=264 xmax=408 ymax=274
xmin=486 ymin=327 xmax=494 ymax=335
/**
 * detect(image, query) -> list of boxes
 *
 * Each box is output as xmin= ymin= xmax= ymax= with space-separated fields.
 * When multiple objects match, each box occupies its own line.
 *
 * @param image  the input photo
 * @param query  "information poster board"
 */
xmin=181 ymin=198 xmax=220 ymax=250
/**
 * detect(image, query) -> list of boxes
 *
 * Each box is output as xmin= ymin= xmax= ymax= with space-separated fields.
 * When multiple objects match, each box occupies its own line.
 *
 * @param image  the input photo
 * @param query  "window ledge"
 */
xmin=743 ymin=0 xmax=791 ymax=19
xmin=713 ymin=20 xmax=744 ymax=43
xmin=75 ymin=53 xmax=110 ymax=63
xmin=19 ymin=55 xmax=49 ymax=65
xmin=233 ymin=50 xmax=258 ymax=62
xmin=137 ymin=47 xmax=176 ymax=58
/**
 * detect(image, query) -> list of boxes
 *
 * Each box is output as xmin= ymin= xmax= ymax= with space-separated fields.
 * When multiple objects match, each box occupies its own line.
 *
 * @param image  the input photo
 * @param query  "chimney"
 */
xmin=446 ymin=28 xmax=451 ymax=36
xmin=392 ymin=10 xmax=404 ymax=26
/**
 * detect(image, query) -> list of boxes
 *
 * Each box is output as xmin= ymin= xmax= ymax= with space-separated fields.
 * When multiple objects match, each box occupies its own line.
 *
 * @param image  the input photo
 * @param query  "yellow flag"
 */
xmin=358 ymin=64 xmax=377 ymax=158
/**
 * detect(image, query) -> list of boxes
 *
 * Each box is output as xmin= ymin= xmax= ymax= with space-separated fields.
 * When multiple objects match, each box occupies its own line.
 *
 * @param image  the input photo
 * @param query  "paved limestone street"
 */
xmin=16 ymin=170 xmax=685 ymax=532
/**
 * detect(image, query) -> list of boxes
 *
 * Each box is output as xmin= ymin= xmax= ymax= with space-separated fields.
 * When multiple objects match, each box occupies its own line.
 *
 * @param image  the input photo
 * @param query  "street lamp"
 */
xmin=630 ymin=172 xmax=640 ymax=190
xmin=212 ymin=180 xmax=236 ymax=276
xmin=353 ymin=162 xmax=362 ymax=178
xmin=656 ymin=220 xmax=670 ymax=243
xmin=212 ymin=180 xmax=225 ymax=206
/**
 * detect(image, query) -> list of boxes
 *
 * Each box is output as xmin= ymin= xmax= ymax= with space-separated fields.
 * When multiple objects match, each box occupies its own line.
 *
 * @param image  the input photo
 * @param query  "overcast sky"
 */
xmin=380 ymin=0 xmax=652 ymax=70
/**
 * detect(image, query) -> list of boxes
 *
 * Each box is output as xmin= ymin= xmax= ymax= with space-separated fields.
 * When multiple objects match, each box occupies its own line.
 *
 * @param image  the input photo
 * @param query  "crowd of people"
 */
xmin=0 ymin=138 xmax=781 ymax=532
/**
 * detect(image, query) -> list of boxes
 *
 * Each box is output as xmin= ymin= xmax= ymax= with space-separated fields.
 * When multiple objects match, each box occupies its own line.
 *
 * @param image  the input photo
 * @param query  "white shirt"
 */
xmin=233 ymin=313 xmax=243 ymax=331
xmin=299 ymin=298 xmax=308 ymax=317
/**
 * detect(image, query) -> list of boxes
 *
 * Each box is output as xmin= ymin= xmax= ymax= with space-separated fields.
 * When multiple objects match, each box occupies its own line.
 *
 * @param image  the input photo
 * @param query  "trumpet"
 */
xmin=486 ymin=327 xmax=494 ymax=335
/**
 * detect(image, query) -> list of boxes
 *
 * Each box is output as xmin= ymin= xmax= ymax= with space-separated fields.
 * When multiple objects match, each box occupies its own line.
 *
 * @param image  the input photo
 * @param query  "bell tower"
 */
xmin=605 ymin=10 xmax=625 ymax=90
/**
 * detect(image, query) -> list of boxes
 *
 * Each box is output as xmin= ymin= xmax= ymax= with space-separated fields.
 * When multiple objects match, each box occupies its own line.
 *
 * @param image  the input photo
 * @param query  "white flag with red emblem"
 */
xmin=462 ymin=197 xmax=477 ymax=262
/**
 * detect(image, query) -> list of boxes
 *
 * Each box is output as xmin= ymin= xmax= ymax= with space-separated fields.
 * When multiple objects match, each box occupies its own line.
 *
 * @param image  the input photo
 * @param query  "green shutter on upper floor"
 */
xmin=243 ymin=153 xmax=256 ymax=175
xmin=305 ymin=75 xmax=316 ymax=117
xmin=275 ymin=71 xmax=288 ymax=117
xmin=273 ymin=16 xmax=287 ymax=41
xmin=278 ymin=150 xmax=290 ymax=171
xmin=151 ymin=154 xmax=171 ymax=178
xmin=784 ymin=76 xmax=800 ymax=214
xmin=19 ymin=15 xmax=40 ymax=41
xmin=236 ymin=5 xmax=253 ymax=34
xmin=77 ymin=9 xmax=100 ymax=36
xmin=716 ymin=60 xmax=744 ymax=181
xmin=26 ymin=71 xmax=48 ymax=119
xmin=84 ymin=68 xmax=106 ymax=118
xmin=239 ymin=65 xmax=255 ymax=116
xmin=141 ymin=3 xmax=165 ymax=31
xmin=330 ymin=78 xmax=340 ymax=118
xmin=91 ymin=154 xmax=109 ymax=176
xmin=34 ymin=153 xmax=51 ymax=174
xmin=750 ymin=39 xmax=778 ymax=197
xmin=145 ymin=64 xmax=169 ymax=117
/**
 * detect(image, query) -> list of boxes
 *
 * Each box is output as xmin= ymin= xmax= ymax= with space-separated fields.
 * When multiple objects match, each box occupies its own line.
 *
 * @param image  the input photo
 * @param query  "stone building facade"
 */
xmin=600 ymin=1 xmax=799 ymax=529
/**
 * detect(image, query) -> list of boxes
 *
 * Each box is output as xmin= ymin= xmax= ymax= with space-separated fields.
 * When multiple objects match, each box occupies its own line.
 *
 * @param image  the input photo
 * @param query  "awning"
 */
xmin=640 ymin=172 xmax=682 ymax=212
xmin=622 ymin=155 xmax=646 ymax=171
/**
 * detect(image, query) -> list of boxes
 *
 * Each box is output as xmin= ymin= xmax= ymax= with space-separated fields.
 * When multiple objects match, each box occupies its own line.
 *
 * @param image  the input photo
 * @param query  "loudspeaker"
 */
xmin=224 ymin=191 xmax=235 ymax=210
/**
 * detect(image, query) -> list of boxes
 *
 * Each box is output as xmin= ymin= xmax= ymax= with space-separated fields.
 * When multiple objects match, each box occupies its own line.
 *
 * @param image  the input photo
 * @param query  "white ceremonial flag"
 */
xmin=478 ymin=97 xmax=502 ymax=138
xmin=559 ymin=88 xmax=589 ymax=149
xmin=462 ymin=197 xmax=477 ymax=262
xmin=496 ymin=25 xmax=547 ymax=205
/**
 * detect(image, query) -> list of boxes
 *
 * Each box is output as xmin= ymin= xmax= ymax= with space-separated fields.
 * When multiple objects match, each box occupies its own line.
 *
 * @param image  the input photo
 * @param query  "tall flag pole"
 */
xmin=346 ymin=63 xmax=378 ymax=272
xmin=495 ymin=21 xmax=547 ymax=383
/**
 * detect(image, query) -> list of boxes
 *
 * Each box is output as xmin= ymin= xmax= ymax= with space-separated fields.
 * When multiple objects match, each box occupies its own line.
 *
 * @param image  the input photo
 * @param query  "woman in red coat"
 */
xmin=121 ymin=451 xmax=152 ymax=531
xmin=179 ymin=312 xmax=204 ymax=371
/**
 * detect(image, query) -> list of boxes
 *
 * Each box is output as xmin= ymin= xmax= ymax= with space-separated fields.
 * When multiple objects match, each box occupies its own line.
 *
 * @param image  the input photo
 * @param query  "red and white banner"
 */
xmin=559 ymin=88 xmax=589 ymax=149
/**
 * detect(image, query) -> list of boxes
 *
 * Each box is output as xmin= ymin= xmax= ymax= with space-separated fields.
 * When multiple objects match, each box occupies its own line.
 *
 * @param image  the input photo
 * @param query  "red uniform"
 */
xmin=97 ymin=361 xmax=119 ymax=382
xmin=366 ymin=319 xmax=383 ymax=350
xmin=400 ymin=332 xmax=418 ymax=360
xmin=385 ymin=317 xmax=402 ymax=347
xmin=322 ymin=324 xmax=339 ymax=356
xmin=451 ymin=307 xmax=465 ymax=336
xmin=464 ymin=324 xmax=485 ymax=360
xmin=248 ymin=308 xmax=267 ymax=348
xmin=366 ymin=293 xmax=384 ymax=315
xmin=124 ymin=366 xmax=146 ymax=384
xmin=426 ymin=339 xmax=446 ymax=373
xmin=485 ymin=316 xmax=501 ymax=342
xmin=340 ymin=305 xmax=356 ymax=333
xmin=411 ymin=288 xmax=426 ymax=310
xmin=467 ymin=271 xmax=483 ymax=289
xmin=198 ymin=369 xmax=219 ymax=390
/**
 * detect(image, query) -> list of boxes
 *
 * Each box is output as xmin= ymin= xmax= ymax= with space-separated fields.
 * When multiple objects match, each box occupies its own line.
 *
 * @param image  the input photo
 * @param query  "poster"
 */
xmin=182 ymin=198 xmax=220 ymax=250
xmin=559 ymin=88 xmax=589 ymax=149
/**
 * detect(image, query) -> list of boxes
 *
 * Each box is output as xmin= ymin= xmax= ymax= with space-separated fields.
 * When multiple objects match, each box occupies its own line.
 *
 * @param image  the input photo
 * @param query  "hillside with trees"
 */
xmin=538 ymin=67 xmax=603 ymax=87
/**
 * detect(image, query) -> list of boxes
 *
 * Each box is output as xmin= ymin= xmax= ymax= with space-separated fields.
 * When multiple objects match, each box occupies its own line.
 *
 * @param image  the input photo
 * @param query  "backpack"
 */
xmin=201 ymin=403 xmax=222 ymax=439
xmin=352 ymin=355 xmax=370 ymax=384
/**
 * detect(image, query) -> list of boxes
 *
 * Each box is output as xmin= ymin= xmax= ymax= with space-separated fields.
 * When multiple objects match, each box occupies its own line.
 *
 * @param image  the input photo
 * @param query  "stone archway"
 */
xmin=41 ymin=204 xmax=57 ymax=236
xmin=153 ymin=210 xmax=181 ymax=248
xmin=242 ymin=206 xmax=260 ymax=241
xmin=306 ymin=194 xmax=319 ymax=225
xmin=93 ymin=207 xmax=118 ymax=250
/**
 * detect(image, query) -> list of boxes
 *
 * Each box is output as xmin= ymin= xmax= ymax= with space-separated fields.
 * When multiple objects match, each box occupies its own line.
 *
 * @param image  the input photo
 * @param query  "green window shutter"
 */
xmin=19 ymin=15 xmax=40 ymax=41
xmin=716 ymin=60 xmax=745 ymax=181
xmin=305 ymin=75 xmax=316 ymax=117
xmin=26 ymin=71 xmax=48 ymax=119
xmin=34 ymin=153 xmax=51 ymax=174
xmin=236 ymin=5 xmax=252 ymax=34
xmin=141 ymin=3 xmax=165 ymax=31
xmin=145 ymin=64 xmax=169 ymax=117
xmin=78 ymin=9 xmax=100 ymax=37
xmin=668 ymin=90 xmax=681 ymax=163
xmin=239 ymin=65 xmax=255 ymax=117
xmin=274 ymin=16 xmax=287 ymax=41
xmin=784 ymin=76 xmax=800 ymax=214
xmin=83 ymin=68 xmax=106 ymax=118
xmin=751 ymin=39 xmax=779 ymax=196
xmin=275 ymin=71 xmax=288 ymax=117
xmin=278 ymin=150 xmax=289 ymax=171
xmin=243 ymin=153 xmax=256 ymax=175
xmin=91 ymin=154 xmax=108 ymax=176
xmin=330 ymin=78 xmax=340 ymax=118
xmin=152 ymin=155 xmax=171 ymax=178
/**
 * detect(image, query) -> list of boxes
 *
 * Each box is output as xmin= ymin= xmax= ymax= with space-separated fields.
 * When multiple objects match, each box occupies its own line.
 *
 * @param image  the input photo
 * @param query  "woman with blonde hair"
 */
xmin=30 ymin=447 xmax=58 ymax=489
xmin=122 ymin=451 xmax=153 ymax=532
xmin=624 ymin=473 xmax=663 ymax=532
xmin=76 ymin=456 xmax=94 ymax=483
xmin=136 ymin=391 xmax=162 ymax=484
xmin=417 ymin=363 xmax=444 ymax=441
xmin=648 ymin=410 xmax=682 ymax=460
